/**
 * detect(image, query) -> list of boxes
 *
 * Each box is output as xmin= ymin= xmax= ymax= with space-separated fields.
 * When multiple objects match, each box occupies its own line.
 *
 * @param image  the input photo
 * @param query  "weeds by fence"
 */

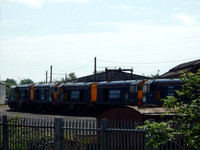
xmin=0 ymin=116 xmax=54 ymax=150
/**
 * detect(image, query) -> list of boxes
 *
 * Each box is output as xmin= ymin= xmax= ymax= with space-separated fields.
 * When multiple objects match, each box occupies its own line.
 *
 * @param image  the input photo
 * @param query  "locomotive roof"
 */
xmin=63 ymin=82 xmax=95 ymax=87
xmin=17 ymin=84 xmax=33 ymax=88
xmin=58 ymin=83 xmax=65 ymax=88
xmin=98 ymin=80 xmax=142 ymax=86
xmin=154 ymin=78 xmax=181 ymax=83
xmin=144 ymin=79 xmax=182 ymax=85
xmin=34 ymin=83 xmax=58 ymax=88
xmin=10 ymin=85 xmax=17 ymax=89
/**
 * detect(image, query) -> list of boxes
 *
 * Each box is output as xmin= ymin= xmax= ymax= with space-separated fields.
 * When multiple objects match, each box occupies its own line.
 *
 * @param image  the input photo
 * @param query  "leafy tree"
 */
xmin=148 ymin=70 xmax=160 ymax=79
xmin=148 ymin=73 xmax=159 ymax=79
xmin=53 ymin=77 xmax=65 ymax=83
xmin=93 ymin=70 xmax=104 ymax=74
xmin=67 ymin=72 xmax=77 ymax=82
xmin=4 ymin=78 xmax=17 ymax=86
xmin=138 ymin=70 xmax=200 ymax=150
xmin=3 ymin=78 xmax=17 ymax=95
xmin=20 ymin=78 xmax=34 ymax=84
xmin=38 ymin=81 xmax=46 ymax=84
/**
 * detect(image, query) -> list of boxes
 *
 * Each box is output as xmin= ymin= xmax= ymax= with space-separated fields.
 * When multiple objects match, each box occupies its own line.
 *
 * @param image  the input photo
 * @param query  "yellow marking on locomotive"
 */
xmin=53 ymin=83 xmax=60 ymax=100
xmin=137 ymin=80 xmax=147 ymax=100
xmin=64 ymin=93 xmax=67 ymax=101
xmin=138 ymin=90 xmax=143 ymax=100
xmin=30 ymin=85 xmax=34 ymax=100
xmin=91 ymin=83 xmax=97 ymax=102
xmin=156 ymin=91 xmax=160 ymax=101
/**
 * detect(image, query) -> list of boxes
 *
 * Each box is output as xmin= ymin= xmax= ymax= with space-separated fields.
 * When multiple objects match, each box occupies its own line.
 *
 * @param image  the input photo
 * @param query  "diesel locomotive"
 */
xmin=8 ymin=79 xmax=183 ymax=115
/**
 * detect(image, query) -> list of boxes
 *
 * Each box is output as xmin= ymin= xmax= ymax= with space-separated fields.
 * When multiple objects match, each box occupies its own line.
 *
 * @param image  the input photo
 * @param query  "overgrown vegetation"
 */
xmin=3 ymin=78 xmax=17 ymax=96
xmin=138 ymin=70 xmax=200 ymax=150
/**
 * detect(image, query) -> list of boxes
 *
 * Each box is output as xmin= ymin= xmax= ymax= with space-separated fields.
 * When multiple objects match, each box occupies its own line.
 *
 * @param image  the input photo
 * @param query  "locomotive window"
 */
xmin=130 ymin=85 xmax=135 ymax=93
xmin=10 ymin=89 xmax=14 ymax=101
xmin=71 ymin=91 xmax=80 ymax=99
xmin=44 ymin=89 xmax=50 ymax=101
xmin=143 ymin=85 xmax=148 ymax=93
xmin=168 ymin=86 xmax=174 ymax=96
xmin=41 ymin=89 xmax=45 ymax=100
xmin=130 ymin=85 xmax=138 ymax=93
xmin=109 ymin=90 xmax=121 ymax=99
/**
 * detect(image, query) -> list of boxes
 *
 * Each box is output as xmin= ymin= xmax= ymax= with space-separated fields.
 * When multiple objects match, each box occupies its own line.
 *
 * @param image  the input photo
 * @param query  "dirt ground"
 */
xmin=0 ymin=105 xmax=96 ymax=121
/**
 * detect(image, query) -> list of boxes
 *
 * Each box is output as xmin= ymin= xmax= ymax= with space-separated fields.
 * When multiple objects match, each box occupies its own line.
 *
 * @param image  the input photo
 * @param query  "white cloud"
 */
xmin=54 ymin=0 xmax=90 ymax=3
xmin=1 ymin=23 xmax=200 ymax=81
xmin=140 ymin=7 xmax=149 ymax=11
xmin=0 ymin=19 xmax=16 ymax=28
xmin=132 ymin=12 xmax=148 ymax=16
xmin=2 ymin=0 xmax=44 ymax=8
xmin=172 ymin=13 xmax=199 ymax=26
xmin=2 ymin=0 xmax=90 ymax=8
xmin=0 ymin=19 xmax=36 ymax=28
xmin=110 ymin=5 xmax=132 ymax=11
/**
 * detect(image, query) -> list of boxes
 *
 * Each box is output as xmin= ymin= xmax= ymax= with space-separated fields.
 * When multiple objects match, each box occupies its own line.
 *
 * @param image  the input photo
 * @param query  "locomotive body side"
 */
xmin=8 ymin=85 xmax=18 ymax=110
xmin=57 ymin=82 xmax=96 ymax=114
xmin=8 ymin=78 xmax=184 ymax=115
xmin=96 ymin=80 xmax=143 ymax=113
xmin=31 ymin=83 xmax=59 ymax=112
xmin=8 ymin=84 xmax=34 ymax=111
xmin=143 ymin=79 xmax=183 ymax=105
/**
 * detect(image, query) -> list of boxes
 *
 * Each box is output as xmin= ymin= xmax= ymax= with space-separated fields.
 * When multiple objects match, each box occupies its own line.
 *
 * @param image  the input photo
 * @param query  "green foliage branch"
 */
xmin=138 ymin=70 xmax=200 ymax=150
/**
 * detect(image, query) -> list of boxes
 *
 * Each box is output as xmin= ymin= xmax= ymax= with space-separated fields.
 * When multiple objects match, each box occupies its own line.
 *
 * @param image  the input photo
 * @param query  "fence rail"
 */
xmin=0 ymin=115 xmax=188 ymax=150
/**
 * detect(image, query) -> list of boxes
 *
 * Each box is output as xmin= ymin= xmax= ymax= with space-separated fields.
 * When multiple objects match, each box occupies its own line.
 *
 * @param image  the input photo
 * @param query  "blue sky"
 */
xmin=0 ymin=0 xmax=200 ymax=82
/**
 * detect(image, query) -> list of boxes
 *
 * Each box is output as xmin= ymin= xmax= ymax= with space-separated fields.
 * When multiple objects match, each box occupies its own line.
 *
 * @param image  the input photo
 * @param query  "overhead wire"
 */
xmin=98 ymin=57 xmax=200 ymax=65
xmin=53 ymin=59 xmax=94 ymax=73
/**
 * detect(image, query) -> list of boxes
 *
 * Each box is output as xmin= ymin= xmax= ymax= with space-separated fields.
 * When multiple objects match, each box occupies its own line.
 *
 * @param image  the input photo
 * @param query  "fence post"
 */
xmin=100 ymin=119 xmax=108 ymax=150
xmin=54 ymin=118 xmax=64 ymax=150
xmin=3 ymin=115 xmax=8 ymax=150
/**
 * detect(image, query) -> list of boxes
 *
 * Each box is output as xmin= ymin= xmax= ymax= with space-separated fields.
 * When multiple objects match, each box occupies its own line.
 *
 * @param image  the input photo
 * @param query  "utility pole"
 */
xmin=94 ymin=57 xmax=97 ymax=82
xmin=46 ymin=71 xmax=48 ymax=83
xmin=65 ymin=73 xmax=67 ymax=82
xmin=50 ymin=65 xmax=52 ymax=83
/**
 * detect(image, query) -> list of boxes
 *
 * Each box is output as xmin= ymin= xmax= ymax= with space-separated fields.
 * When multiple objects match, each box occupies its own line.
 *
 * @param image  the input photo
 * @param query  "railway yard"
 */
xmin=0 ymin=105 xmax=96 ymax=120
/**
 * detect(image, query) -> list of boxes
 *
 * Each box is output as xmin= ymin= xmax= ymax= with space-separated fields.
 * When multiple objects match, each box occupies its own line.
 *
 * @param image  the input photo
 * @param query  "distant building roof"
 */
xmin=77 ymin=71 xmax=150 ymax=82
xmin=159 ymin=59 xmax=200 ymax=79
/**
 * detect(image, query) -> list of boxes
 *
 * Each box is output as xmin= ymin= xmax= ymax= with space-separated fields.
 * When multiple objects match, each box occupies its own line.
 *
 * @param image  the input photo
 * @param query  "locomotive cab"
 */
xmin=142 ymin=79 xmax=183 ymax=105
xmin=57 ymin=82 xmax=96 ymax=114
xmin=8 ymin=85 xmax=18 ymax=110
xmin=15 ymin=84 xmax=34 ymax=111
xmin=32 ymin=83 xmax=59 ymax=112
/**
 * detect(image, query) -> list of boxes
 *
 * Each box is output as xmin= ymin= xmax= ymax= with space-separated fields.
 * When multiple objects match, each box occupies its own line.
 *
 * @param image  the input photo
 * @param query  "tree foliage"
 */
xmin=148 ymin=73 xmax=159 ymax=79
xmin=4 ymin=78 xmax=17 ymax=86
xmin=139 ymin=121 xmax=176 ymax=149
xmin=138 ymin=70 xmax=200 ymax=150
xmin=3 ymin=78 xmax=17 ymax=95
xmin=67 ymin=72 xmax=77 ymax=82
xmin=20 ymin=78 xmax=34 ymax=84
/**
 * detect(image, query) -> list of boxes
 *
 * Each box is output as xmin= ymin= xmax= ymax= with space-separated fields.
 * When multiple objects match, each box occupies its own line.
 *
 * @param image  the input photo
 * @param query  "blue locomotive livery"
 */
xmin=7 ymin=79 xmax=183 ymax=115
